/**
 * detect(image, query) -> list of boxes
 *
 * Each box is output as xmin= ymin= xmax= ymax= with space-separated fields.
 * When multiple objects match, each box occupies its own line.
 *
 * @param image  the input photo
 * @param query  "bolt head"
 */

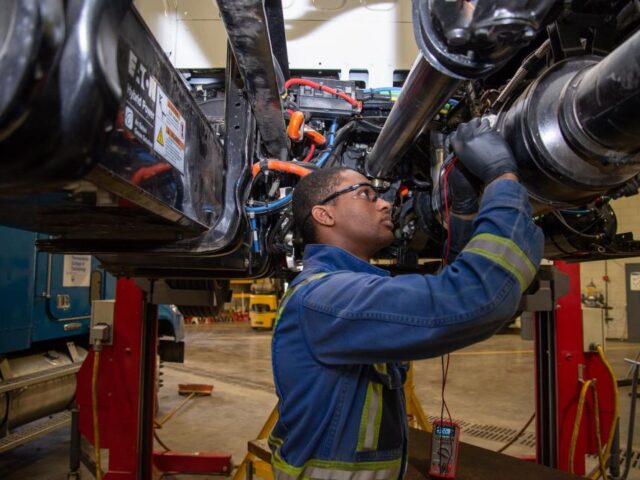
xmin=446 ymin=28 xmax=470 ymax=47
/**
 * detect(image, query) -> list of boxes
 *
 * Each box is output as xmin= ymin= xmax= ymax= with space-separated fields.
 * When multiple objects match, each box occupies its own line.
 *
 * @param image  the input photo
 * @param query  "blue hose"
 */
xmin=364 ymin=87 xmax=402 ymax=93
xmin=560 ymin=209 xmax=592 ymax=214
xmin=315 ymin=121 xmax=338 ymax=168
xmin=248 ymin=213 xmax=261 ymax=252
xmin=245 ymin=193 xmax=293 ymax=215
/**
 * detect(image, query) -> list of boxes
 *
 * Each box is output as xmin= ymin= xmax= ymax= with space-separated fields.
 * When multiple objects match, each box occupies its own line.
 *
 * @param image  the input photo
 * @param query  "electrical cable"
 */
xmin=560 ymin=209 xmax=592 ymax=215
xmin=245 ymin=121 xmax=337 ymax=215
xmin=251 ymin=159 xmax=314 ymax=179
xmin=552 ymin=210 xmax=602 ymax=239
xmin=284 ymin=78 xmax=361 ymax=109
xmin=286 ymin=112 xmax=327 ymax=145
xmin=590 ymin=345 xmax=620 ymax=480
xmin=91 ymin=344 xmax=103 ymax=480
xmin=302 ymin=144 xmax=316 ymax=163
xmin=314 ymin=121 xmax=339 ymax=167
xmin=287 ymin=111 xmax=305 ymax=141
xmin=358 ymin=119 xmax=384 ymax=131
xmin=154 ymin=430 xmax=171 ymax=452
xmin=496 ymin=412 xmax=535 ymax=453
xmin=442 ymin=158 xmax=458 ymax=264
xmin=591 ymin=385 xmax=608 ymax=480
xmin=569 ymin=379 xmax=593 ymax=474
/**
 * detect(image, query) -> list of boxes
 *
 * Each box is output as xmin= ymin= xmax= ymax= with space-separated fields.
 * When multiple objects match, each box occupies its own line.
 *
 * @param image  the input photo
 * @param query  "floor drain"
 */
xmin=428 ymin=415 xmax=535 ymax=449
xmin=430 ymin=416 xmax=640 ymax=471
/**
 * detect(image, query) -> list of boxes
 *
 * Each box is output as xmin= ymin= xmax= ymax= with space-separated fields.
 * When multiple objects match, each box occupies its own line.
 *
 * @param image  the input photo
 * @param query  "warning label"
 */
xmin=123 ymin=50 xmax=156 ymax=150
xmin=121 ymin=47 xmax=186 ymax=173
xmin=153 ymin=86 xmax=186 ymax=173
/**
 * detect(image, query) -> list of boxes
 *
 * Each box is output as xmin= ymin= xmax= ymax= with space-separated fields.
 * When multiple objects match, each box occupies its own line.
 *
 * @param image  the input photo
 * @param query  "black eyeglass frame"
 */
xmin=302 ymin=182 xmax=379 ymax=227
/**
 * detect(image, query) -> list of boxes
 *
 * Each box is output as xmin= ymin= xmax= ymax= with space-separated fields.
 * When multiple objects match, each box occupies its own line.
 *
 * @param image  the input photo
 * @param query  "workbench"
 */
xmin=248 ymin=428 xmax=584 ymax=479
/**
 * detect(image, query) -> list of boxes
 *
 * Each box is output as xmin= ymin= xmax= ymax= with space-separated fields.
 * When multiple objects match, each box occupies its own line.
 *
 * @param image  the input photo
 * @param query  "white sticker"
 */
xmin=153 ymin=86 xmax=186 ymax=173
xmin=62 ymin=255 xmax=92 ymax=287
xmin=631 ymin=272 xmax=640 ymax=291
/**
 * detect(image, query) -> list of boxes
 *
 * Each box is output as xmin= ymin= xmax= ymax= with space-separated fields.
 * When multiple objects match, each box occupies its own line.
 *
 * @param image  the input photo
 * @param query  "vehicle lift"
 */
xmin=525 ymin=262 xmax=619 ymax=477
xmin=73 ymin=278 xmax=232 ymax=479
xmin=69 ymin=262 xmax=623 ymax=479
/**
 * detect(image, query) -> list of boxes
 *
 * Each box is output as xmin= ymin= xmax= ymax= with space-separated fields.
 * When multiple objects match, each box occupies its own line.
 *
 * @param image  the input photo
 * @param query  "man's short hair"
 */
xmin=292 ymin=167 xmax=352 ymax=244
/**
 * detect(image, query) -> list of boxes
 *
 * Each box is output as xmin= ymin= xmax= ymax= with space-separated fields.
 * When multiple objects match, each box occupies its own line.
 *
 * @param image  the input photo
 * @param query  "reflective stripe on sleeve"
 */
xmin=463 ymin=233 xmax=536 ymax=291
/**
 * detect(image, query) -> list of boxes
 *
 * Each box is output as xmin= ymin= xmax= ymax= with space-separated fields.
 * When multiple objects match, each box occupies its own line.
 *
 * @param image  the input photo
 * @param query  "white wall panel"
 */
xmin=580 ymin=195 xmax=640 ymax=340
xmin=136 ymin=0 xmax=418 ymax=85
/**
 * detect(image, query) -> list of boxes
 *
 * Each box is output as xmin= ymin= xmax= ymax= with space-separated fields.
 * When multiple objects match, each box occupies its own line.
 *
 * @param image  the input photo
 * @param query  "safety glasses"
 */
xmin=317 ymin=182 xmax=380 ymax=205
xmin=302 ymin=182 xmax=381 ymax=227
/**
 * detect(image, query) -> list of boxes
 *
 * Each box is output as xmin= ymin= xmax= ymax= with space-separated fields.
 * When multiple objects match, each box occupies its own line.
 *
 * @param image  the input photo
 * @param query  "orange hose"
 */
xmin=252 ymin=160 xmax=313 ymax=178
xmin=303 ymin=127 xmax=326 ymax=146
xmin=131 ymin=163 xmax=172 ymax=185
xmin=287 ymin=111 xmax=305 ymax=142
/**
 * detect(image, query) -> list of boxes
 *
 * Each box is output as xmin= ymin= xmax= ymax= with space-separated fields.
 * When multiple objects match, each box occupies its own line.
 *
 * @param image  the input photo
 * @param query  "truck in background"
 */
xmin=0 ymin=225 xmax=183 ymax=452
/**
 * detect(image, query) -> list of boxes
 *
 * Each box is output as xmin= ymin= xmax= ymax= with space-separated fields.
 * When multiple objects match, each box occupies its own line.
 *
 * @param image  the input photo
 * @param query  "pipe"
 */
xmin=572 ymin=29 xmax=640 ymax=157
xmin=366 ymin=55 xmax=460 ymax=179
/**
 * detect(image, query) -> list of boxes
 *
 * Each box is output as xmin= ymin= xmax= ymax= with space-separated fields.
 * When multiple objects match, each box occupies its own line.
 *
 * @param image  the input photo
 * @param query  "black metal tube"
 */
xmin=621 ymin=363 xmax=638 ymax=480
xmin=138 ymin=300 xmax=158 ymax=480
xmin=574 ymin=29 xmax=640 ymax=155
xmin=609 ymin=420 xmax=620 ymax=478
xmin=68 ymin=405 xmax=81 ymax=479
xmin=366 ymin=55 xmax=460 ymax=179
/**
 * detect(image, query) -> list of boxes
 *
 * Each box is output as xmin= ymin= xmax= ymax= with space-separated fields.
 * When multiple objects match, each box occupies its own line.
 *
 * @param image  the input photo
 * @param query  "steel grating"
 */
xmin=428 ymin=415 xmax=640 ymax=471
xmin=429 ymin=415 xmax=537 ymax=449
xmin=0 ymin=411 xmax=71 ymax=454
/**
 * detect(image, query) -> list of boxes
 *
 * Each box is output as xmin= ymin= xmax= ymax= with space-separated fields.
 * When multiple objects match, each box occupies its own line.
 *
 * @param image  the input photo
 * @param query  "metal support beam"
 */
xmin=216 ymin=0 xmax=288 ymax=159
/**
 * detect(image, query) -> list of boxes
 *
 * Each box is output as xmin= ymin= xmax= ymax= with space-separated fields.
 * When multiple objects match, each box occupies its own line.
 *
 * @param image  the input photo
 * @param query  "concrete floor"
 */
xmin=0 ymin=323 xmax=638 ymax=479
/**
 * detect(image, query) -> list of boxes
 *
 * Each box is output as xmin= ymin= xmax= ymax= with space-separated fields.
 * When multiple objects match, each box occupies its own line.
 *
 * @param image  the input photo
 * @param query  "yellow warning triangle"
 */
xmin=156 ymin=128 xmax=164 ymax=146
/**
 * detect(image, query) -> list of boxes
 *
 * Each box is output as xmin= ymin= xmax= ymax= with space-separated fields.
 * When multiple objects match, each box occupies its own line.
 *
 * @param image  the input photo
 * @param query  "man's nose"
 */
xmin=376 ymin=197 xmax=391 ymax=211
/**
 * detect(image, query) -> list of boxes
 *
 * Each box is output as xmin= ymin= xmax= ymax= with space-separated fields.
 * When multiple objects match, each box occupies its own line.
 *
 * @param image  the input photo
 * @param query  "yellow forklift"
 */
xmin=249 ymin=279 xmax=281 ymax=330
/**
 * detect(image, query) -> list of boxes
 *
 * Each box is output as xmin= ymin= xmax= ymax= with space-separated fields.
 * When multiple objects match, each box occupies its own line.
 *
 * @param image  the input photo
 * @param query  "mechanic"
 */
xmin=269 ymin=119 xmax=544 ymax=480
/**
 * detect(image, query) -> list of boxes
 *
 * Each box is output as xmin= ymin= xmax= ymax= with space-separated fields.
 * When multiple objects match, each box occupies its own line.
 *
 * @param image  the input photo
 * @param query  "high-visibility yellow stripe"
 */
xmin=272 ymin=449 xmax=401 ymax=480
xmin=274 ymin=273 xmax=328 ymax=328
xmin=357 ymin=382 xmax=383 ymax=451
xmin=464 ymin=233 xmax=536 ymax=291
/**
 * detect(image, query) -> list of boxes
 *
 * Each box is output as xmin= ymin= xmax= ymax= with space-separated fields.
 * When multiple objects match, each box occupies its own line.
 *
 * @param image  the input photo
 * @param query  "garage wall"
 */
xmin=134 ymin=0 xmax=419 ymax=87
xmin=579 ymin=195 xmax=640 ymax=340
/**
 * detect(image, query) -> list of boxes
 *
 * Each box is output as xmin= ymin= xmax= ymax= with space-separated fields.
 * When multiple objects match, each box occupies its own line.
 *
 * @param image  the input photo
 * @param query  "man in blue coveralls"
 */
xmin=269 ymin=119 xmax=544 ymax=480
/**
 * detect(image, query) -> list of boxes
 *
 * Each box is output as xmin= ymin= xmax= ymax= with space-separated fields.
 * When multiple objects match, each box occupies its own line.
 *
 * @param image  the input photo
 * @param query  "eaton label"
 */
xmin=123 ymin=49 xmax=156 ymax=150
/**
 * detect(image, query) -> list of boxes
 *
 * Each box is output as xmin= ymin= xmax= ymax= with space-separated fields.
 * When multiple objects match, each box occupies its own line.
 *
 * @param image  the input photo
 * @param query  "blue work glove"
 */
xmin=449 ymin=117 xmax=518 ymax=184
xmin=447 ymin=164 xmax=481 ymax=215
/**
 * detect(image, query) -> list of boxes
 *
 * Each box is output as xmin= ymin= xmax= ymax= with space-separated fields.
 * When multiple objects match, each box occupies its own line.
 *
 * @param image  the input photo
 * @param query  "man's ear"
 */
xmin=311 ymin=205 xmax=335 ymax=227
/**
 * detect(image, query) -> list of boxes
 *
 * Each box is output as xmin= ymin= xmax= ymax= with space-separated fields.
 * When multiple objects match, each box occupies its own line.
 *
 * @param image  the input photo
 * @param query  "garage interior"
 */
xmin=1 ymin=0 xmax=640 ymax=479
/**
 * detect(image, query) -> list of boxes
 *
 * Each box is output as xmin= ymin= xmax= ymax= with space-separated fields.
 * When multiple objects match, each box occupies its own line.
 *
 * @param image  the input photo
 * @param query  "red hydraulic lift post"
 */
xmin=77 ymin=278 xmax=157 ymax=479
xmin=534 ymin=262 xmax=617 ymax=476
xmin=76 ymin=278 xmax=232 ymax=479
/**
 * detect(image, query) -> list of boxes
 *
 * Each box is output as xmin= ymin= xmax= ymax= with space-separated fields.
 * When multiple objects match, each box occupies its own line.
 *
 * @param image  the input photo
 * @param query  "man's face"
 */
xmin=323 ymin=170 xmax=395 ymax=255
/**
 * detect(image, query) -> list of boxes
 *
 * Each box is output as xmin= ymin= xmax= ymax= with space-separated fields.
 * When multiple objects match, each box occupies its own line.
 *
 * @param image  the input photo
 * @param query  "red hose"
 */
xmin=284 ymin=78 xmax=361 ymax=109
xmin=302 ymin=144 xmax=316 ymax=163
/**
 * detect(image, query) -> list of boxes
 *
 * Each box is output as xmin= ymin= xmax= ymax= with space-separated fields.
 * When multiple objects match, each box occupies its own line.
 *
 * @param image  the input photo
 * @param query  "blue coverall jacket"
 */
xmin=270 ymin=180 xmax=544 ymax=480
